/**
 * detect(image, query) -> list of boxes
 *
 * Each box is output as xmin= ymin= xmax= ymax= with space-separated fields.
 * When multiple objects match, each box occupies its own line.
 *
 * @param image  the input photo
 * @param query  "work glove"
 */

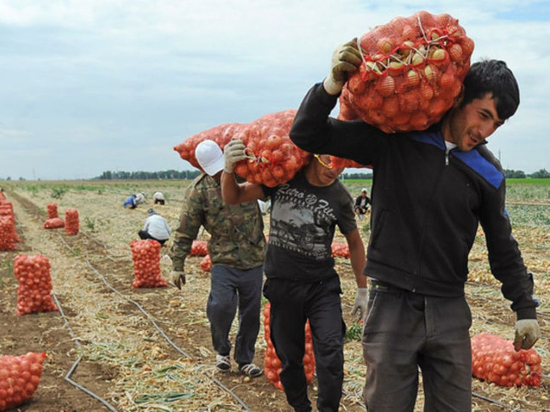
xmin=170 ymin=270 xmax=186 ymax=290
xmin=224 ymin=139 xmax=247 ymax=173
xmin=324 ymin=38 xmax=363 ymax=95
xmin=513 ymin=319 xmax=540 ymax=351
xmin=351 ymin=287 xmax=368 ymax=322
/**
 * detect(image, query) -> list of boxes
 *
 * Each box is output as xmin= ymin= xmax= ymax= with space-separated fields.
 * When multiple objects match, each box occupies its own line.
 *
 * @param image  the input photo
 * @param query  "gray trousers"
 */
xmin=207 ymin=264 xmax=263 ymax=366
xmin=362 ymin=281 xmax=472 ymax=412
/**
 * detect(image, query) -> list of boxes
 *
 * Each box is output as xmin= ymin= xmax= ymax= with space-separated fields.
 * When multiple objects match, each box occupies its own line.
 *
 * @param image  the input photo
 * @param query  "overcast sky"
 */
xmin=1 ymin=0 xmax=549 ymax=180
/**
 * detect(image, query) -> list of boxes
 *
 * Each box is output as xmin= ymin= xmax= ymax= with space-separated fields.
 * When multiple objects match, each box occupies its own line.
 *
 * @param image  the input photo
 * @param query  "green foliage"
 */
xmin=84 ymin=217 xmax=96 ymax=232
xmin=95 ymin=169 xmax=200 ymax=180
xmin=345 ymin=323 xmax=363 ymax=343
xmin=51 ymin=186 xmax=68 ymax=199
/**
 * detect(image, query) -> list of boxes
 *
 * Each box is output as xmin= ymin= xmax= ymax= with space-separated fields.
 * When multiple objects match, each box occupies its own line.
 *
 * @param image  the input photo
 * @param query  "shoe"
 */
xmin=240 ymin=363 xmax=262 ymax=378
xmin=216 ymin=354 xmax=231 ymax=372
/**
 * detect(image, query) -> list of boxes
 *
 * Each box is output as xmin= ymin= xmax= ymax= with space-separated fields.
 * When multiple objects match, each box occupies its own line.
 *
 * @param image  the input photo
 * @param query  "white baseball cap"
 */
xmin=195 ymin=139 xmax=224 ymax=176
xmin=362 ymin=188 xmax=368 ymax=193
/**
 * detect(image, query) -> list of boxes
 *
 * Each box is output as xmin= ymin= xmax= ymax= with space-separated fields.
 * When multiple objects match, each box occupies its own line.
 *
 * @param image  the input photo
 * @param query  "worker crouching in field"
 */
xmin=138 ymin=209 xmax=171 ymax=246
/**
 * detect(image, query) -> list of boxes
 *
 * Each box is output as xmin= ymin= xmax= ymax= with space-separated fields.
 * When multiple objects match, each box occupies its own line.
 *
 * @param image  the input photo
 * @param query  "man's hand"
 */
xmin=224 ymin=139 xmax=247 ymax=173
xmin=324 ymin=38 xmax=363 ymax=95
xmin=171 ymin=270 xmax=186 ymax=289
xmin=351 ymin=287 xmax=368 ymax=322
xmin=513 ymin=319 xmax=540 ymax=351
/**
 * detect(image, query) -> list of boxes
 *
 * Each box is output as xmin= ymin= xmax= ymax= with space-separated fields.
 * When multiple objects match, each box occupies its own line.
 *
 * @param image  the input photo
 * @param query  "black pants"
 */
xmin=138 ymin=230 xmax=167 ymax=246
xmin=264 ymin=277 xmax=345 ymax=412
xmin=154 ymin=199 xmax=165 ymax=205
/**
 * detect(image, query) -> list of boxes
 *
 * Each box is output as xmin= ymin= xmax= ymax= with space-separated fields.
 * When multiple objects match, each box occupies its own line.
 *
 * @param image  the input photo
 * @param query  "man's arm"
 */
xmin=345 ymin=228 xmax=366 ymax=288
xmin=221 ymin=139 xmax=265 ymax=205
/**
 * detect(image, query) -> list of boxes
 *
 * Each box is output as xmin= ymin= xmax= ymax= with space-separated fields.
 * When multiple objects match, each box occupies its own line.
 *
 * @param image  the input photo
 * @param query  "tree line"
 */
xmin=92 ymin=169 xmax=550 ymax=181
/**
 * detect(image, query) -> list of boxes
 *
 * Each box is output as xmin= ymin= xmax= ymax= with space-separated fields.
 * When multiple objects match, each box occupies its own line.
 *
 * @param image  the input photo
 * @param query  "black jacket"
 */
xmin=290 ymin=83 xmax=537 ymax=320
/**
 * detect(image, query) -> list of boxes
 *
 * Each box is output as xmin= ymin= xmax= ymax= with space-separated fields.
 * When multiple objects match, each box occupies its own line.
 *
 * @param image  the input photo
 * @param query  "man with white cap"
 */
xmin=169 ymin=139 xmax=267 ymax=378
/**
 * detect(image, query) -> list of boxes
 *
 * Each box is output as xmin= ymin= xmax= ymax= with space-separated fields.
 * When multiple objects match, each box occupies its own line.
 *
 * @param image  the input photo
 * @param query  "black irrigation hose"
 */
xmin=472 ymin=391 xmax=523 ymax=412
xmin=83 ymin=256 xmax=192 ymax=359
xmin=52 ymin=293 xmax=118 ymax=412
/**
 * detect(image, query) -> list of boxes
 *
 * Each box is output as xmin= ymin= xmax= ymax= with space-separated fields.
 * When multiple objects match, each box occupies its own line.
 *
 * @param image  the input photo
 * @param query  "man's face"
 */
xmin=312 ymin=155 xmax=345 ymax=185
xmin=447 ymin=94 xmax=505 ymax=152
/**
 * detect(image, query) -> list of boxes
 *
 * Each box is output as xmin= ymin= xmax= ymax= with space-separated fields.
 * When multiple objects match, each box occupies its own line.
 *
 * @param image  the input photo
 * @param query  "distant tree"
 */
xmin=504 ymin=169 xmax=526 ymax=178
xmin=530 ymin=169 xmax=550 ymax=178
xmin=94 ymin=169 xmax=200 ymax=180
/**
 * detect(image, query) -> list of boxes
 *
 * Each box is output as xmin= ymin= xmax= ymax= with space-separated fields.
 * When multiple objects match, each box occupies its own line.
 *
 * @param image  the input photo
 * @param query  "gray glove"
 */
xmin=324 ymin=38 xmax=363 ymax=95
xmin=170 ymin=270 xmax=186 ymax=289
xmin=351 ymin=287 xmax=368 ymax=322
xmin=223 ymin=139 xmax=247 ymax=173
xmin=513 ymin=319 xmax=540 ymax=351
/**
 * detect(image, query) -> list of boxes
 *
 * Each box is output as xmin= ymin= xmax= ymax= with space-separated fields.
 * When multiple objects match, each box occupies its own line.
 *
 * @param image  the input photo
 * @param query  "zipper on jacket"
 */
xmin=445 ymin=149 xmax=450 ymax=166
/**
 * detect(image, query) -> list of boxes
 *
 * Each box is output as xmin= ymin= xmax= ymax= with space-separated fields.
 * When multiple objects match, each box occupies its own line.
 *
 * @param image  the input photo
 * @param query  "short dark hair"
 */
xmin=460 ymin=59 xmax=520 ymax=120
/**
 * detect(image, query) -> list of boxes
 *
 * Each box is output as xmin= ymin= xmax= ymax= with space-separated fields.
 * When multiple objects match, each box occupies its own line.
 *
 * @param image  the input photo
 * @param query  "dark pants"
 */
xmin=154 ymin=199 xmax=165 ymax=205
xmin=362 ymin=280 xmax=472 ymax=412
xmin=264 ymin=277 xmax=346 ymax=412
xmin=138 ymin=230 xmax=167 ymax=246
xmin=207 ymin=265 xmax=263 ymax=366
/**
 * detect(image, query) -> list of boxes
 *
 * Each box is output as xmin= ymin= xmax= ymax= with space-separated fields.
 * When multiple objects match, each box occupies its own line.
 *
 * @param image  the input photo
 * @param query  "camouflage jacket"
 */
xmin=170 ymin=174 xmax=266 ymax=271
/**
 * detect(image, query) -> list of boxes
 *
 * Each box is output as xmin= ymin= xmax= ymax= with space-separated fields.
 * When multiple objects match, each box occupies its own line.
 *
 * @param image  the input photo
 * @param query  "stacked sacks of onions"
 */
xmin=130 ymin=240 xmax=169 ymax=288
xmin=340 ymin=10 xmax=474 ymax=133
xmin=14 ymin=254 xmax=58 ymax=316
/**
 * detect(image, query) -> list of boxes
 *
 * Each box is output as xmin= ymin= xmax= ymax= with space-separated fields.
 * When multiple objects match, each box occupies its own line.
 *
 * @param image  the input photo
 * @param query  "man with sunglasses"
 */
xmin=221 ymin=141 xmax=367 ymax=412
xmin=289 ymin=39 xmax=540 ymax=411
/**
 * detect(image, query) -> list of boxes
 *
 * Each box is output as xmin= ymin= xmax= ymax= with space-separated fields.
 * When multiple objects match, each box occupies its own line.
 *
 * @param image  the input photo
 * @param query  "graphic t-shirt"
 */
xmin=262 ymin=171 xmax=356 ymax=283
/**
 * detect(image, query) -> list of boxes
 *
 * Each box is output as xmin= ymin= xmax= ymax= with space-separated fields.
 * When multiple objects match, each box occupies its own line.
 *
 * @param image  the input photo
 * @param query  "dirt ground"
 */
xmin=1 ymin=181 xmax=549 ymax=411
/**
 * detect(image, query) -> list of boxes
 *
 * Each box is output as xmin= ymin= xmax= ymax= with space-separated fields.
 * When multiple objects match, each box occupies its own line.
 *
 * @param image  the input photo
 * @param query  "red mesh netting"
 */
xmin=340 ymin=10 xmax=474 ymax=133
xmin=130 ymin=240 xmax=169 ymax=288
xmin=0 ymin=352 xmax=46 ymax=411
xmin=471 ymin=333 xmax=542 ymax=387
xmin=65 ymin=209 xmax=79 ymax=235
xmin=43 ymin=217 xmax=65 ymax=229
xmin=46 ymin=203 xmax=58 ymax=219
xmin=14 ymin=254 xmax=58 ymax=316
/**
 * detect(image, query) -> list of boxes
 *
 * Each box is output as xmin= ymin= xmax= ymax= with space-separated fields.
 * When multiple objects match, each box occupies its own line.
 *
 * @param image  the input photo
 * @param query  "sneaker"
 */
xmin=240 ymin=363 xmax=262 ymax=378
xmin=216 ymin=354 xmax=231 ymax=372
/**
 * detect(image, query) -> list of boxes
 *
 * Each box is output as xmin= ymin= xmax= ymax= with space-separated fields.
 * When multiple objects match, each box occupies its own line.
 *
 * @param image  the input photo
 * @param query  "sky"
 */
xmin=1 ymin=0 xmax=549 ymax=180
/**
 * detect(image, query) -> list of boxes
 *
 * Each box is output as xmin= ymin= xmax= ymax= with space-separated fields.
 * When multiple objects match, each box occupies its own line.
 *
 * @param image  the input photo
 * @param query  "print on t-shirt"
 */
xmin=269 ymin=183 xmax=336 ymax=260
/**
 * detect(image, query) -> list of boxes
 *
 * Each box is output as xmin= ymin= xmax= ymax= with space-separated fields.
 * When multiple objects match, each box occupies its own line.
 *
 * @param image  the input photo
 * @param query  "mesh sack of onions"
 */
xmin=0 ymin=352 xmax=47 ymax=411
xmin=0 ymin=203 xmax=19 ymax=242
xmin=471 ymin=332 xmax=542 ymax=387
xmin=14 ymin=254 xmax=58 ymax=316
xmin=190 ymin=240 xmax=208 ymax=257
xmin=263 ymin=302 xmax=315 ymax=390
xmin=174 ymin=110 xmax=311 ymax=187
xmin=340 ymin=10 xmax=474 ymax=133
xmin=130 ymin=240 xmax=169 ymax=288
xmin=46 ymin=203 xmax=58 ymax=219
xmin=331 ymin=242 xmax=350 ymax=258
xmin=200 ymin=255 xmax=212 ymax=272
xmin=0 ymin=216 xmax=17 ymax=251
xmin=43 ymin=217 xmax=65 ymax=229
xmin=64 ymin=209 xmax=79 ymax=235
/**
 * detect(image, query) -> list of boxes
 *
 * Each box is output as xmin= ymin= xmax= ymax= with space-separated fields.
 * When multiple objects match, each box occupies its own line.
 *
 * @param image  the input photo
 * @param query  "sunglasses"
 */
xmin=314 ymin=154 xmax=333 ymax=169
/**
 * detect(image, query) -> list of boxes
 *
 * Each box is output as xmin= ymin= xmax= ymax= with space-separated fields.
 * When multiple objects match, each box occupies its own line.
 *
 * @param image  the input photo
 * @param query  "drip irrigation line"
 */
xmin=472 ymin=391 xmax=523 ymax=411
xmin=210 ymin=374 xmax=252 ymax=412
xmin=52 ymin=293 xmax=119 ymax=412
xmin=83 ymin=256 xmax=192 ymax=360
